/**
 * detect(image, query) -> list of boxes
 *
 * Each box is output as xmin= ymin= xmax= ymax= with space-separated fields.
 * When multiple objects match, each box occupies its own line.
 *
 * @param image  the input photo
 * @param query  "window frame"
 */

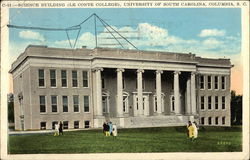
xmin=83 ymin=95 xmax=90 ymax=113
xmin=214 ymin=76 xmax=219 ymax=90
xmin=40 ymin=122 xmax=46 ymax=130
xmin=221 ymin=76 xmax=226 ymax=90
xmin=207 ymin=75 xmax=212 ymax=90
xmin=74 ymin=121 xmax=79 ymax=129
xmin=200 ymin=75 xmax=205 ymax=90
xmin=51 ymin=95 xmax=58 ymax=113
xmin=61 ymin=70 xmax=67 ymax=87
xmin=62 ymin=96 xmax=68 ymax=112
xmin=39 ymin=96 xmax=46 ymax=113
xmin=200 ymin=96 xmax=205 ymax=110
xmin=208 ymin=96 xmax=212 ymax=110
xmin=38 ymin=69 xmax=45 ymax=87
xmin=72 ymin=70 xmax=78 ymax=87
xmin=222 ymin=96 xmax=226 ymax=109
xmin=50 ymin=69 xmax=57 ymax=87
xmin=73 ymin=95 xmax=80 ymax=113
xmin=84 ymin=121 xmax=90 ymax=128
xmin=82 ymin=71 xmax=89 ymax=88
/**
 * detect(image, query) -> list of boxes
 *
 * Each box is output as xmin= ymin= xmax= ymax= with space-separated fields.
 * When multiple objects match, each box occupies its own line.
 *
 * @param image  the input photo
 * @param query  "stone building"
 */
xmin=9 ymin=45 xmax=232 ymax=130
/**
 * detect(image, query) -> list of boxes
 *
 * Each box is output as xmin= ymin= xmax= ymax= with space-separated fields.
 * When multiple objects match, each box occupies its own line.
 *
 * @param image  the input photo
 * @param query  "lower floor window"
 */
xmin=63 ymin=121 xmax=69 ymax=129
xmin=215 ymin=117 xmax=219 ymax=125
xmin=40 ymin=122 xmax=46 ymax=130
xmin=74 ymin=121 xmax=79 ymax=129
xmin=208 ymin=117 xmax=212 ymax=125
xmin=222 ymin=117 xmax=225 ymax=125
xmin=85 ymin=121 xmax=90 ymax=128
xmin=200 ymin=117 xmax=205 ymax=125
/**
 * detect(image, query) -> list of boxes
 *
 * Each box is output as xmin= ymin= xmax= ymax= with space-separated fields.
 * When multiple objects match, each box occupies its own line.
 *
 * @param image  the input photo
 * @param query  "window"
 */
xmin=208 ymin=117 xmax=212 ymax=125
xmin=85 ymin=121 xmax=90 ymax=128
xmin=40 ymin=122 xmax=46 ymax=130
xmin=215 ymin=117 xmax=219 ymax=125
xmin=122 ymin=78 xmax=125 ymax=89
xmin=63 ymin=121 xmax=68 ymax=129
xmin=208 ymin=96 xmax=212 ymax=110
xmin=214 ymin=76 xmax=218 ymax=89
xmin=38 ymin=69 xmax=45 ymax=87
xmin=215 ymin=96 xmax=219 ymax=109
xmin=200 ymin=75 xmax=204 ymax=89
xmin=51 ymin=96 xmax=57 ymax=112
xmin=61 ymin=70 xmax=67 ymax=87
xmin=62 ymin=96 xmax=68 ymax=112
xmin=84 ymin=96 xmax=89 ymax=112
xmin=102 ymin=78 xmax=105 ymax=89
xmin=82 ymin=71 xmax=88 ymax=87
xmin=50 ymin=70 xmax=56 ymax=87
xmin=221 ymin=76 xmax=226 ymax=90
xmin=201 ymin=117 xmax=205 ymax=125
xmin=222 ymin=117 xmax=225 ymax=125
xmin=102 ymin=96 xmax=108 ymax=113
xmin=73 ymin=95 xmax=79 ymax=112
xmin=52 ymin=121 xmax=58 ymax=130
xmin=39 ymin=96 xmax=46 ymax=113
xmin=222 ymin=96 xmax=226 ymax=109
xmin=123 ymin=94 xmax=129 ymax=113
xmin=207 ymin=76 xmax=212 ymax=89
xmin=72 ymin=70 xmax=78 ymax=87
xmin=74 ymin=121 xmax=79 ymax=129
xmin=200 ymin=96 xmax=205 ymax=110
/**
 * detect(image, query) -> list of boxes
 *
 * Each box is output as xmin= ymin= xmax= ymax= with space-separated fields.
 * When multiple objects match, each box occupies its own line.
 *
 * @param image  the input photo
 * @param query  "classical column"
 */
xmin=174 ymin=71 xmax=181 ymax=114
xmin=191 ymin=71 xmax=197 ymax=114
xmin=95 ymin=68 xmax=103 ymax=116
xmin=116 ymin=68 xmax=125 ymax=117
xmin=156 ymin=70 xmax=163 ymax=114
xmin=186 ymin=76 xmax=191 ymax=115
xmin=137 ymin=69 xmax=144 ymax=116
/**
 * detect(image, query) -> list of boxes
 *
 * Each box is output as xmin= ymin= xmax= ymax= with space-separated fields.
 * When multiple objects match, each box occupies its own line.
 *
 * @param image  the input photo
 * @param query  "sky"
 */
xmin=8 ymin=8 xmax=242 ymax=94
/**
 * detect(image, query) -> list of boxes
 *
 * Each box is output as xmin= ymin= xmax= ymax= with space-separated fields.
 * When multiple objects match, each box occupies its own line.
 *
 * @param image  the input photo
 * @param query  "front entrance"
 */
xmin=133 ymin=94 xmax=149 ymax=116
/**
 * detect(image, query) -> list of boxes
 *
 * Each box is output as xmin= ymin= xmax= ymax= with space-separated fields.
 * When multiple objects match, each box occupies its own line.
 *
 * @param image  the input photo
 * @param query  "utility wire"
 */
xmin=7 ymin=24 xmax=80 ymax=31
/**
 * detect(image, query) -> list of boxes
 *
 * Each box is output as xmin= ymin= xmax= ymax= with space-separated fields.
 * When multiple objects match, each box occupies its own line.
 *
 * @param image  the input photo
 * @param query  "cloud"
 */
xmin=19 ymin=30 xmax=45 ymax=42
xmin=198 ymin=29 xmax=226 ymax=37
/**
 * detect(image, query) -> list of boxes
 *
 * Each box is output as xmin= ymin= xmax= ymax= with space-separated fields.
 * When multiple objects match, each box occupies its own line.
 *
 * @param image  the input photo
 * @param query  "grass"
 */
xmin=8 ymin=126 xmax=242 ymax=154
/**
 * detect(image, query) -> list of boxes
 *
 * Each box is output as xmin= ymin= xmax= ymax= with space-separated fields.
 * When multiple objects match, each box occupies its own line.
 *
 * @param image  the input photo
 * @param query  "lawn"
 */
xmin=8 ymin=126 xmax=242 ymax=154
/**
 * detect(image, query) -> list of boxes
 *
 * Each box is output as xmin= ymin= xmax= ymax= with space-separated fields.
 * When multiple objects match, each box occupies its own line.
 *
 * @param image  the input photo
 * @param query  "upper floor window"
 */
xmin=200 ymin=75 xmax=205 ymax=89
xmin=84 ymin=96 xmax=89 ymax=112
xmin=221 ymin=76 xmax=226 ymax=90
xmin=214 ymin=76 xmax=218 ymax=89
xmin=39 ymin=96 xmax=46 ymax=113
xmin=50 ymin=70 xmax=56 ymax=87
xmin=222 ymin=96 xmax=226 ymax=109
xmin=207 ymin=76 xmax=212 ymax=89
xmin=51 ymin=95 xmax=57 ymax=112
xmin=72 ymin=70 xmax=78 ymax=87
xmin=38 ymin=69 xmax=45 ymax=87
xmin=61 ymin=70 xmax=67 ymax=87
xmin=82 ymin=71 xmax=88 ymax=88
xmin=73 ymin=95 xmax=79 ymax=112
xmin=62 ymin=96 xmax=68 ymax=112
xmin=208 ymin=96 xmax=212 ymax=110
xmin=200 ymin=96 xmax=205 ymax=110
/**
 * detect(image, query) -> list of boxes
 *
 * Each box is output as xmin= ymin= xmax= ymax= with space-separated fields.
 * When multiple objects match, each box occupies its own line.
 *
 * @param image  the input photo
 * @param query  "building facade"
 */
xmin=10 ymin=45 xmax=232 ymax=130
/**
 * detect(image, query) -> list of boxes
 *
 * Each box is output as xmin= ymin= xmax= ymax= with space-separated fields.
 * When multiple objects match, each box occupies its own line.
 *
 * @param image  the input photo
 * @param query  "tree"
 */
xmin=230 ymin=90 xmax=242 ymax=125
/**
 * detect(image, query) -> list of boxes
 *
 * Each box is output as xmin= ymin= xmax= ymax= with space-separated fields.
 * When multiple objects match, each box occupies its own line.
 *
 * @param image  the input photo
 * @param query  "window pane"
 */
xmin=85 ymin=121 xmax=90 ymax=128
xmin=40 ymin=96 xmax=46 ymax=112
xmin=84 ymin=96 xmax=89 ymax=112
xmin=63 ymin=121 xmax=68 ymax=129
xmin=40 ymin=122 xmax=46 ymax=130
xmin=50 ymin=70 xmax=56 ymax=87
xmin=62 ymin=96 xmax=68 ymax=112
xmin=73 ymin=95 xmax=79 ymax=112
xmin=72 ymin=71 xmax=78 ymax=87
xmin=207 ymin=76 xmax=211 ymax=89
xmin=38 ymin=69 xmax=45 ymax=87
xmin=83 ymin=71 xmax=88 ymax=87
xmin=61 ymin=70 xmax=67 ymax=87
xmin=51 ymin=96 xmax=57 ymax=112
xmin=74 ymin=121 xmax=79 ymax=129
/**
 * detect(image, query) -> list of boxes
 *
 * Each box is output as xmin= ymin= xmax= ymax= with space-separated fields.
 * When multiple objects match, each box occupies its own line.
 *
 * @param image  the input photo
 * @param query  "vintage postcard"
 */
xmin=1 ymin=1 xmax=249 ymax=160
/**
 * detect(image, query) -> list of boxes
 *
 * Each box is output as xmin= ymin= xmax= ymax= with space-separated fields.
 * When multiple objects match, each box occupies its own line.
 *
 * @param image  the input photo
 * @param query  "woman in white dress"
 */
xmin=112 ymin=124 xmax=117 ymax=139
xmin=192 ymin=121 xmax=199 ymax=139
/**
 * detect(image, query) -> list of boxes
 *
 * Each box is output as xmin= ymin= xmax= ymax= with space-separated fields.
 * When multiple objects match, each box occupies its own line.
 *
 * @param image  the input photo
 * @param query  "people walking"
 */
xmin=59 ymin=121 xmax=63 ymax=135
xmin=104 ymin=122 xmax=110 ymax=136
xmin=54 ymin=123 xmax=59 ymax=136
xmin=112 ymin=124 xmax=117 ymax=139
xmin=108 ymin=122 xmax=113 ymax=136
xmin=193 ymin=121 xmax=199 ymax=140
xmin=187 ymin=121 xmax=194 ymax=141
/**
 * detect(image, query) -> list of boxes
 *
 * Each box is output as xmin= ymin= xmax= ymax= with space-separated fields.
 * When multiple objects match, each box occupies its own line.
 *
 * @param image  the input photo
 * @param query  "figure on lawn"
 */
xmin=187 ymin=121 xmax=194 ymax=141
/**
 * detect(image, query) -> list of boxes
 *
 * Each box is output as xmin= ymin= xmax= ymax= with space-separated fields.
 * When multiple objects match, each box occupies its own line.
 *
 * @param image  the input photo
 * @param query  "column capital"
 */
xmin=156 ymin=70 xmax=163 ymax=74
xmin=137 ymin=69 xmax=144 ymax=73
xmin=174 ymin=71 xmax=181 ymax=75
xmin=191 ymin=71 xmax=197 ymax=75
xmin=93 ymin=67 xmax=103 ymax=72
xmin=116 ymin=68 xmax=125 ymax=72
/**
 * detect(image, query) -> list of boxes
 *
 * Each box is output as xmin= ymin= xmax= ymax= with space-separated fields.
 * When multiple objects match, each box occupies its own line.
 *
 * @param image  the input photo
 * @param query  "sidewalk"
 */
xmin=9 ymin=128 xmax=100 ymax=135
